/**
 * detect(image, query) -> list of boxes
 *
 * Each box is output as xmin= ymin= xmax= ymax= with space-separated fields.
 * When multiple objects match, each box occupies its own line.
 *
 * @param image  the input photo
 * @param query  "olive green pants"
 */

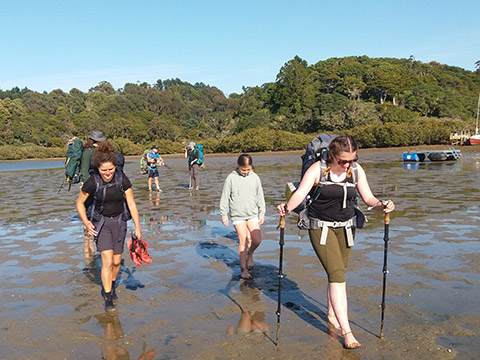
xmin=309 ymin=227 xmax=353 ymax=283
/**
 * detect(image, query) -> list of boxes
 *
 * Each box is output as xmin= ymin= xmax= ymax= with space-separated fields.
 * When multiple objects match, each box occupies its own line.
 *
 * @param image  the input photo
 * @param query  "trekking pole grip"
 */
xmin=280 ymin=215 xmax=285 ymax=229
xmin=385 ymin=213 xmax=390 ymax=225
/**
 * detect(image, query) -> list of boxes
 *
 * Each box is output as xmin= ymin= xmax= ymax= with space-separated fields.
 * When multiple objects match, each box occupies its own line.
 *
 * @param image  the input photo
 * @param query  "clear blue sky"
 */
xmin=1 ymin=0 xmax=479 ymax=96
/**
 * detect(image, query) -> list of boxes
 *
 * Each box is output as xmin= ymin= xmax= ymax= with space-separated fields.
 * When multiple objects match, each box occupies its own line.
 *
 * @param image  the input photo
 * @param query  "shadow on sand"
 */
xmin=196 ymin=240 xmax=330 ymax=335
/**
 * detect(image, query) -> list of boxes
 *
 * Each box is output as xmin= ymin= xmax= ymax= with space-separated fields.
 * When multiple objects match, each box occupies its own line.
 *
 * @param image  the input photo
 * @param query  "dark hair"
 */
xmin=82 ymin=139 xmax=95 ymax=149
xmin=237 ymin=154 xmax=253 ymax=167
xmin=327 ymin=135 xmax=358 ymax=163
xmin=92 ymin=141 xmax=117 ymax=168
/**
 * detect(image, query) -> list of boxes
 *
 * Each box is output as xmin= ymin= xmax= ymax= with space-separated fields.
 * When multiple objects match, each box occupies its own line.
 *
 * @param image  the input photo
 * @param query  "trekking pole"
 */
xmin=380 ymin=204 xmax=390 ymax=340
xmin=276 ymin=215 xmax=285 ymax=346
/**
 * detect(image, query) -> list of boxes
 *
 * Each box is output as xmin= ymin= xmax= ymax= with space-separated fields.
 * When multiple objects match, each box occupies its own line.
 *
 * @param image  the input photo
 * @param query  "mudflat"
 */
xmin=0 ymin=150 xmax=479 ymax=359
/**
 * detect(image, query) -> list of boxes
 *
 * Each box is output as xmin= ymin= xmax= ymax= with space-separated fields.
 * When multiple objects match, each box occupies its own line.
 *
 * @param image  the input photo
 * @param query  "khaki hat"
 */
xmin=89 ymin=130 xmax=107 ymax=142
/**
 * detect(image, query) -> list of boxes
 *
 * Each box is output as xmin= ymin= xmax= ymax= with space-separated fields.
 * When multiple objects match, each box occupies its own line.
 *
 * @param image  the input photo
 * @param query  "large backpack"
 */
xmin=286 ymin=134 xmax=363 ymax=230
xmin=195 ymin=144 xmax=204 ymax=166
xmin=140 ymin=149 xmax=149 ymax=174
xmin=63 ymin=137 xmax=83 ymax=190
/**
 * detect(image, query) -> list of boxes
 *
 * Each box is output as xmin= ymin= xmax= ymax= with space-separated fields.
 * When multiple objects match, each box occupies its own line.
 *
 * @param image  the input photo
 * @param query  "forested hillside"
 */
xmin=1 ymin=55 xmax=479 ymax=159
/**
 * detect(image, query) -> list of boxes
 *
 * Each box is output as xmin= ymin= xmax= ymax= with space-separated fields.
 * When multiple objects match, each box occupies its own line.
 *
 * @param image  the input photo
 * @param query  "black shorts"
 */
xmin=148 ymin=169 xmax=159 ymax=178
xmin=95 ymin=217 xmax=127 ymax=254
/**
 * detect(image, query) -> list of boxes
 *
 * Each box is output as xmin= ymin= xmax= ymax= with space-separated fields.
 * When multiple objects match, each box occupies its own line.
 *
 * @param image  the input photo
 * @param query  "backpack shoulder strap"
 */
xmin=351 ymin=163 xmax=359 ymax=185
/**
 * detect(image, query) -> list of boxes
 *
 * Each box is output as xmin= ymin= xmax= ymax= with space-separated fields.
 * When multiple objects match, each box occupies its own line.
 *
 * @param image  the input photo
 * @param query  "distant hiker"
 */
xmin=80 ymin=130 xmax=107 ymax=184
xmin=184 ymin=142 xmax=201 ymax=189
xmin=220 ymin=154 xmax=265 ymax=280
xmin=147 ymin=145 xmax=165 ymax=191
xmin=76 ymin=141 xmax=143 ymax=312
xmin=277 ymin=134 xmax=395 ymax=349
xmin=140 ymin=149 xmax=149 ymax=174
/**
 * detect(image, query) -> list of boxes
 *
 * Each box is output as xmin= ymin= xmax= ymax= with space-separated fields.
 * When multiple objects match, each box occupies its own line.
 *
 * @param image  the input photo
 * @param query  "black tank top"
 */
xmin=308 ymin=172 xmax=356 ymax=222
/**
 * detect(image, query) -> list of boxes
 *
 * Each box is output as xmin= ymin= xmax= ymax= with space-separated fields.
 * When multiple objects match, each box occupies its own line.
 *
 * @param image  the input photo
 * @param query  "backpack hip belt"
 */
xmin=310 ymin=217 xmax=356 ymax=247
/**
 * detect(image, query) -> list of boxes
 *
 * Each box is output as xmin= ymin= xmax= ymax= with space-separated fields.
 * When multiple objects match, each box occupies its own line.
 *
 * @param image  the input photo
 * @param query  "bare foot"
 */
xmin=240 ymin=269 xmax=252 ymax=280
xmin=342 ymin=331 xmax=361 ymax=349
xmin=327 ymin=314 xmax=341 ymax=330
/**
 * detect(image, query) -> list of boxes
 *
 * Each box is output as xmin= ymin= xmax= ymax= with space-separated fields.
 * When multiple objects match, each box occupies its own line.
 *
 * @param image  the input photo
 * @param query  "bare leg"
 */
xmin=328 ymin=282 xmax=361 ymax=348
xmin=234 ymin=222 xmax=251 ymax=279
xmin=327 ymin=286 xmax=341 ymax=330
xmin=111 ymin=254 xmax=122 ymax=283
xmin=148 ymin=177 xmax=153 ymax=191
xmin=246 ymin=221 xmax=261 ymax=269
xmin=101 ymin=250 xmax=115 ymax=293
xmin=154 ymin=177 xmax=161 ymax=191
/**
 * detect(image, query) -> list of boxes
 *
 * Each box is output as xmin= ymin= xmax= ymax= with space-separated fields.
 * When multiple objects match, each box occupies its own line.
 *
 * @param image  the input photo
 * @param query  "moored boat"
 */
xmin=470 ymin=134 xmax=480 ymax=145
xmin=403 ymin=148 xmax=461 ymax=162
xmin=470 ymin=93 xmax=480 ymax=145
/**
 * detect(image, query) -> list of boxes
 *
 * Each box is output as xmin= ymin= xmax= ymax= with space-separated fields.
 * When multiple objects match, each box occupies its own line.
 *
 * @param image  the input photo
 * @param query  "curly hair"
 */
xmin=91 ymin=141 xmax=117 ymax=168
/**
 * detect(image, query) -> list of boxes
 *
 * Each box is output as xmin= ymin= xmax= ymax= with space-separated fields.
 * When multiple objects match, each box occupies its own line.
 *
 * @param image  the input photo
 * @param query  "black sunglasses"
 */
xmin=335 ymin=155 xmax=358 ymax=166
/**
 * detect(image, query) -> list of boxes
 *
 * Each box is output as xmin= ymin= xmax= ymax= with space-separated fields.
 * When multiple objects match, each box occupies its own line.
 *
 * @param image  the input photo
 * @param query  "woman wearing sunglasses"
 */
xmin=277 ymin=134 xmax=394 ymax=349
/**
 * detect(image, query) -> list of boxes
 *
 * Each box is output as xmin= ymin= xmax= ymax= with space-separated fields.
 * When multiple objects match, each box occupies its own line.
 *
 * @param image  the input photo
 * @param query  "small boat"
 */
xmin=403 ymin=148 xmax=461 ymax=162
xmin=428 ymin=150 xmax=461 ymax=161
xmin=470 ymin=134 xmax=480 ymax=145
xmin=402 ymin=152 xmax=426 ymax=162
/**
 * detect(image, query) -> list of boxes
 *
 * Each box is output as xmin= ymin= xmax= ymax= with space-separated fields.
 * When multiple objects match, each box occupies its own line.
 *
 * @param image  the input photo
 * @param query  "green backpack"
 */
xmin=64 ymin=137 xmax=83 ymax=190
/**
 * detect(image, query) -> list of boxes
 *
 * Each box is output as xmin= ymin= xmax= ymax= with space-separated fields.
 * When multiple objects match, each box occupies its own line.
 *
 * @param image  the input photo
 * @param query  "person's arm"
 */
xmin=219 ymin=175 xmax=232 ymax=226
xmin=159 ymin=155 xmax=165 ymax=166
xmin=256 ymin=176 xmax=266 ymax=224
xmin=277 ymin=161 xmax=320 ymax=216
xmin=76 ymin=190 xmax=97 ymax=237
xmin=356 ymin=164 xmax=395 ymax=213
xmin=124 ymin=188 xmax=142 ymax=239
xmin=184 ymin=148 xmax=189 ymax=158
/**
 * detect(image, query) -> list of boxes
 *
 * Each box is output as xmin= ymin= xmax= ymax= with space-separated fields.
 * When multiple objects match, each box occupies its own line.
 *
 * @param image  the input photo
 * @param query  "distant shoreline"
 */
xmin=1 ymin=144 xmax=479 ymax=163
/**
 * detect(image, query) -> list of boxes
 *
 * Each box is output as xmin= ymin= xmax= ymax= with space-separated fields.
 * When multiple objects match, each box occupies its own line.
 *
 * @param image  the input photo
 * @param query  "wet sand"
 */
xmin=0 ymin=150 xmax=479 ymax=359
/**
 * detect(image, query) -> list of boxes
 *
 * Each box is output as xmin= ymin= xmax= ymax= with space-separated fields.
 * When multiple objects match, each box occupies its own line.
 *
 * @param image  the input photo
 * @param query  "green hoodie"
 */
xmin=220 ymin=169 xmax=265 ymax=222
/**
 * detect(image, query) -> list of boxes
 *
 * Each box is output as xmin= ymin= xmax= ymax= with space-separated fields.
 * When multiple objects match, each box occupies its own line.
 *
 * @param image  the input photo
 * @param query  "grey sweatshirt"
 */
xmin=220 ymin=169 xmax=266 ymax=222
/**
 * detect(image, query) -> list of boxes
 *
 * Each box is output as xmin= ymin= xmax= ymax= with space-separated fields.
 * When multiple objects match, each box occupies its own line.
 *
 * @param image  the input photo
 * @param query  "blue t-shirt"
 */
xmin=147 ymin=151 xmax=160 ymax=170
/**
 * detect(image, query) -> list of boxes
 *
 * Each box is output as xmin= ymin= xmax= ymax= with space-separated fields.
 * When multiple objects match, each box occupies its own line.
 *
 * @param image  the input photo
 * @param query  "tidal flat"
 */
xmin=0 ymin=150 xmax=479 ymax=359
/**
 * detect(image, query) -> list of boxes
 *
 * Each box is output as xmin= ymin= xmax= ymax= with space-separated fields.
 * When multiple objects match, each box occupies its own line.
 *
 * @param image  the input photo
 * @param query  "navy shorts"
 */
xmin=148 ymin=169 xmax=159 ymax=178
xmin=95 ymin=217 xmax=127 ymax=254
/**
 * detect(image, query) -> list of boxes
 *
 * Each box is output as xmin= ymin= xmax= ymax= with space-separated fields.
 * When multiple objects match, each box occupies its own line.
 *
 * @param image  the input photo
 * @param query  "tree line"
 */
xmin=1 ymin=55 xmax=479 ymax=159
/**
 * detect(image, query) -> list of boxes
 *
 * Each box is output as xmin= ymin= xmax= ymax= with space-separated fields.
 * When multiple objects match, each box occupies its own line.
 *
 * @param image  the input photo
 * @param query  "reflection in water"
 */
xmin=148 ymin=191 xmax=160 ymax=207
xmin=95 ymin=312 xmax=156 ymax=360
xmin=226 ymin=282 xmax=269 ymax=337
xmin=197 ymin=241 xmax=331 ymax=340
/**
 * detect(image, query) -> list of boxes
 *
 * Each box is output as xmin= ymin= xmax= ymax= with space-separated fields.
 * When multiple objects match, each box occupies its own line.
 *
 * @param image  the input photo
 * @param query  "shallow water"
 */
xmin=0 ymin=151 xmax=479 ymax=359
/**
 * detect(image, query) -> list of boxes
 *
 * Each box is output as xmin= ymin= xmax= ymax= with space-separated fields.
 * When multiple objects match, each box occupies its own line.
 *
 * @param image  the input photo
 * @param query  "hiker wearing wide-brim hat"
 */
xmin=89 ymin=130 xmax=107 ymax=142
xmin=277 ymin=134 xmax=394 ymax=349
xmin=79 ymin=130 xmax=108 ymax=258
xmin=80 ymin=130 xmax=107 ymax=183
